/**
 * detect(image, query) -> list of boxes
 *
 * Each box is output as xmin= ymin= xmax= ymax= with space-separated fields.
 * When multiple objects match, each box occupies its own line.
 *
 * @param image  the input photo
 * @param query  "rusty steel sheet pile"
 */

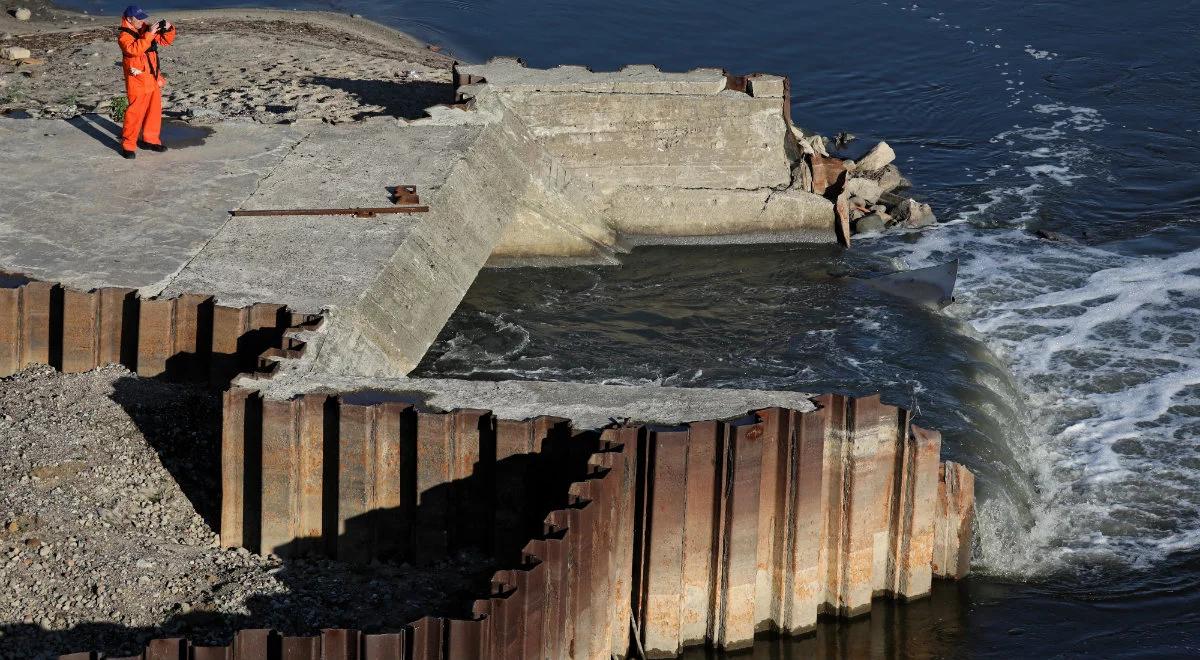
xmin=0 ymin=278 xmax=975 ymax=658
xmin=0 ymin=279 xmax=321 ymax=384
xmin=216 ymin=392 xmax=972 ymax=657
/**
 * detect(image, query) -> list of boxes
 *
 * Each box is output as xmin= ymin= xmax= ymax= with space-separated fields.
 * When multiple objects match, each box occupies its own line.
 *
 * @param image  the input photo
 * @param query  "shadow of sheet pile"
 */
xmin=225 ymin=389 xmax=601 ymax=569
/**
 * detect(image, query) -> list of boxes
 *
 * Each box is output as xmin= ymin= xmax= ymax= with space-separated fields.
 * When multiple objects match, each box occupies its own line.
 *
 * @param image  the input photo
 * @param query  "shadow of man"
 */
xmin=66 ymin=113 xmax=125 ymax=153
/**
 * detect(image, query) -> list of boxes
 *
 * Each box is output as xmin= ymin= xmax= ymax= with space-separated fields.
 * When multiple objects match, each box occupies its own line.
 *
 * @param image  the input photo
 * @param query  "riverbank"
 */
xmin=0 ymin=1 xmax=456 ymax=123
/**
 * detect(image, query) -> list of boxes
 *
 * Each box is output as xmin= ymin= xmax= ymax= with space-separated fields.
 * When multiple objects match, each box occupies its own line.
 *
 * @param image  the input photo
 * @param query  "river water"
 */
xmin=73 ymin=0 xmax=1200 ymax=655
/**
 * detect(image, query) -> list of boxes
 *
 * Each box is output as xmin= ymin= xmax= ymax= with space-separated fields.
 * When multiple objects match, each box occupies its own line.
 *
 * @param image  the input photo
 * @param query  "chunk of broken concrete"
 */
xmin=805 ymin=134 xmax=829 ymax=157
xmin=845 ymin=177 xmax=883 ymax=206
xmin=853 ymin=213 xmax=887 ymax=234
xmin=892 ymin=198 xmax=937 ymax=228
xmin=1032 ymin=228 xmax=1079 ymax=244
xmin=13 ymin=8 xmax=32 ymax=21
xmin=809 ymin=153 xmax=846 ymax=196
xmin=873 ymin=164 xmax=909 ymax=194
xmin=856 ymin=141 xmax=895 ymax=173
xmin=791 ymin=160 xmax=813 ymax=193
xmin=2 ymin=46 xmax=31 ymax=61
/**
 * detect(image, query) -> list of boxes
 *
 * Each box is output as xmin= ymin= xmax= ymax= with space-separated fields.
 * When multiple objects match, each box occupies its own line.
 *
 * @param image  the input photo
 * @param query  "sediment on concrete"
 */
xmin=0 ymin=280 xmax=320 ymax=384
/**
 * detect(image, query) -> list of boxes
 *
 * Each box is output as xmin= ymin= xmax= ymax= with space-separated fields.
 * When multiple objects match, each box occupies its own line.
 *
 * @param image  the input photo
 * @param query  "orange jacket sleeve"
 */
xmin=155 ymin=25 xmax=176 ymax=47
xmin=118 ymin=28 xmax=156 ymax=56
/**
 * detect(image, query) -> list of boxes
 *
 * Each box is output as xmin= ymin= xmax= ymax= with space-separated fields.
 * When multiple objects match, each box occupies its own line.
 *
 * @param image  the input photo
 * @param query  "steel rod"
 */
xmin=230 ymin=206 xmax=430 ymax=218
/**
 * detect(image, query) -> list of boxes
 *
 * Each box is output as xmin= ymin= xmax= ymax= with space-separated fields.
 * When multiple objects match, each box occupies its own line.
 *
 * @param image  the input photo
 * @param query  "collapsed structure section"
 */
xmin=455 ymin=59 xmax=836 ymax=260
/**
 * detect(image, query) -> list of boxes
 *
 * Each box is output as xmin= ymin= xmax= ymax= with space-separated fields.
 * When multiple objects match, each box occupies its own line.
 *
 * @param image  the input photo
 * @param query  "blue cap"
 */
xmin=123 ymin=5 xmax=149 ymax=21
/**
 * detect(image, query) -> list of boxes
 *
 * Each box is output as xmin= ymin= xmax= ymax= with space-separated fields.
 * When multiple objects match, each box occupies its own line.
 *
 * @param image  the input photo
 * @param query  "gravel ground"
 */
xmin=1 ymin=3 xmax=457 ymax=123
xmin=0 ymin=366 xmax=491 ymax=660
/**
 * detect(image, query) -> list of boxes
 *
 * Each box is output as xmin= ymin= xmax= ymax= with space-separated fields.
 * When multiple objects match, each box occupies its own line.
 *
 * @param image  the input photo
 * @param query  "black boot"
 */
xmin=138 ymin=141 xmax=167 ymax=153
xmin=121 ymin=149 xmax=136 ymax=159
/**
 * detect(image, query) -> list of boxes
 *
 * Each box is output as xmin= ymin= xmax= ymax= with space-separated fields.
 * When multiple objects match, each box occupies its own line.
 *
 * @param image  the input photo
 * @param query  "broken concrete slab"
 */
xmin=855 ymin=140 xmax=895 ymax=172
xmin=893 ymin=198 xmax=938 ymax=228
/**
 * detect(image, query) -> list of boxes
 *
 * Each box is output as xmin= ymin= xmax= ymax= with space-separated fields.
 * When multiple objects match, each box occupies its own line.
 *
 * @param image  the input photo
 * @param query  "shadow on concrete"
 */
xmin=305 ymin=76 xmax=455 ymax=120
xmin=67 ymin=113 xmax=123 ymax=153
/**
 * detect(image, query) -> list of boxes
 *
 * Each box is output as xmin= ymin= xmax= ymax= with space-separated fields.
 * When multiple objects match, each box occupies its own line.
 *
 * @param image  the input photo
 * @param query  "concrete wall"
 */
xmin=310 ymin=108 xmax=617 ymax=376
xmin=455 ymin=59 xmax=837 ymax=261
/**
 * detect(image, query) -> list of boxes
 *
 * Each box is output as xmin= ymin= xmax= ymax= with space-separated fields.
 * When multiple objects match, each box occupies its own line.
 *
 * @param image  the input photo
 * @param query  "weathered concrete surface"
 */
xmin=238 ymin=370 xmax=816 ymax=430
xmin=603 ymin=186 xmax=833 ymax=240
xmin=2 ymin=60 xmax=842 ymax=376
xmin=0 ymin=116 xmax=304 ymax=292
xmin=458 ymin=59 xmax=837 ymax=260
xmin=161 ymin=120 xmax=484 ymax=310
xmin=307 ymin=108 xmax=613 ymax=376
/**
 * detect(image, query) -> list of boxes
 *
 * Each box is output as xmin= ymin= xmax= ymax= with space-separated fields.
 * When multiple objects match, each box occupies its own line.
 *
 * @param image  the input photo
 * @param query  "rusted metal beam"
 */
xmin=229 ymin=206 xmax=429 ymax=218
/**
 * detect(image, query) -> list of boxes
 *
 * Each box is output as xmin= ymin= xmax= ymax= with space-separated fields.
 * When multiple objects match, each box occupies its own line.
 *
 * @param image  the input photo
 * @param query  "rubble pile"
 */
xmin=791 ymin=128 xmax=937 ymax=236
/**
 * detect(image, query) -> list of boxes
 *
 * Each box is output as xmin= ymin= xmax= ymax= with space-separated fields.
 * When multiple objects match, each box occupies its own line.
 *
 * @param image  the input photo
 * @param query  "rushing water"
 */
xmin=71 ymin=0 xmax=1200 ymax=654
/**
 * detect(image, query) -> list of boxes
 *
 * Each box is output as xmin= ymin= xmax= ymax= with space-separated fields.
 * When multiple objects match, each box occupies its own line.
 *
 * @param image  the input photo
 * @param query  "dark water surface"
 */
xmin=70 ymin=0 xmax=1200 ymax=656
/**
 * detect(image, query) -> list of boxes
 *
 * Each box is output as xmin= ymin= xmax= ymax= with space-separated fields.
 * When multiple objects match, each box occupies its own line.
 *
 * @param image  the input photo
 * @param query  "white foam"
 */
xmin=1024 ymin=46 xmax=1054 ymax=60
xmin=1025 ymin=163 xmax=1084 ymax=185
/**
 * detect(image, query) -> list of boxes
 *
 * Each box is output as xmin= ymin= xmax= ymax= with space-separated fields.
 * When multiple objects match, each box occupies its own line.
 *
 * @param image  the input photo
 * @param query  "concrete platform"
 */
xmin=161 ymin=121 xmax=483 ymax=310
xmin=0 ymin=115 xmax=304 ymax=292
xmin=1 ymin=60 xmax=841 ymax=377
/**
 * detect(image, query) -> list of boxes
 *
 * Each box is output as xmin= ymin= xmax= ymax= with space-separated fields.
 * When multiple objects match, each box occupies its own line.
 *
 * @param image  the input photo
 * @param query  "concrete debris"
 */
xmin=845 ymin=176 xmax=884 ymax=206
xmin=805 ymin=133 xmax=829 ymax=157
xmin=2 ymin=46 xmax=31 ymax=61
xmin=853 ymin=212 xmax=886 ymax=234
xmin=791 ymin=159 xmax=814 ymax=193
xmin=872 ymin=163 xmax=909 ymax=193
xmin=892 ymin=197 xmax=938 ymax=228
xmin=1033 ymin=228 xmax=1080 ymax=244
xmin=855 ymin=140 xmax=896 ymax=172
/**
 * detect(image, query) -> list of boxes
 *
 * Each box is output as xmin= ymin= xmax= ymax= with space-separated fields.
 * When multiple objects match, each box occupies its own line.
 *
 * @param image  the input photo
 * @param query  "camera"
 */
xmin=155 ymin=19 xmax=168 ymax=32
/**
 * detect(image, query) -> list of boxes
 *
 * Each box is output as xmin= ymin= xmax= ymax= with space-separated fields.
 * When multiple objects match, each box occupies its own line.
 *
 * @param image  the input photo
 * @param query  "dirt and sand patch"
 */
xmin=0 ymin=366 xmax=490 ymax=659
xmin=0 ymin=2 xmax=457 ymax=123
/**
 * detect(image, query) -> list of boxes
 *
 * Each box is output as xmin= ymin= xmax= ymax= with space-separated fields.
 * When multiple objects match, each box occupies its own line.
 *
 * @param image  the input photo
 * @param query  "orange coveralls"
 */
xmin=118 ymin=17 xmax=176 ymax=152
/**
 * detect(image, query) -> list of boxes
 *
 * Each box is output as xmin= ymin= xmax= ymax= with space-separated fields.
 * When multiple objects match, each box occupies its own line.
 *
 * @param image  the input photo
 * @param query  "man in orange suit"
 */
xmin=117 ymin=5 xmax=176 ymax=159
